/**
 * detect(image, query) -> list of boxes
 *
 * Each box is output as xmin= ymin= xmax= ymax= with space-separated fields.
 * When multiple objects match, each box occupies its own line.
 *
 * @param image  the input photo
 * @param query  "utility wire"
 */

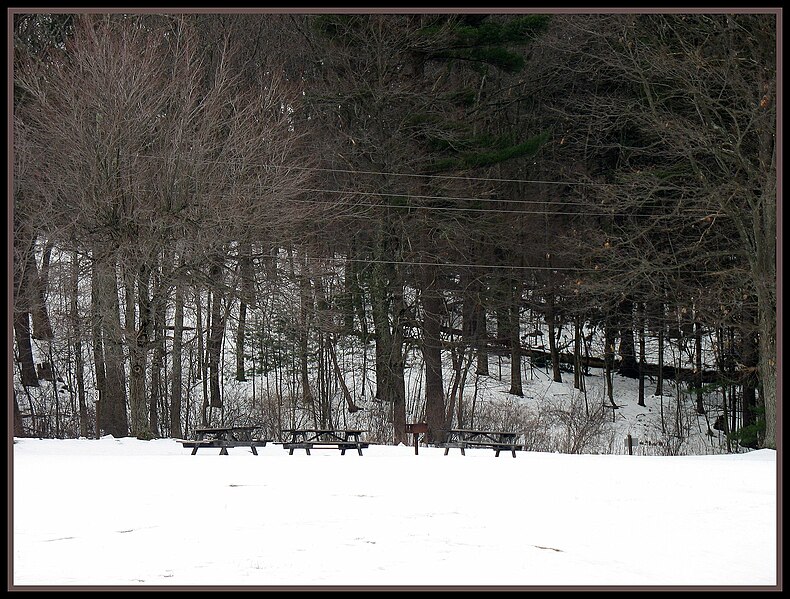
xmin=285 ymin=193 xmax=710 ymax=219
xmin=126 ymin=152 xmax=681 ymax=189
xmin=45 ymin=180 xmax=715 ymax=218
xmin=242 ymin=252 xmax=739 ymax=276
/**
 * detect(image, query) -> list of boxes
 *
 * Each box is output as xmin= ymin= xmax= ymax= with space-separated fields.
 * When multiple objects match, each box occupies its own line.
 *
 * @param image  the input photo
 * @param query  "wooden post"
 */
xmin=95 ymin=400 xmax=101 ymax=439
xmin=406 ymin=423 xmax=428 ymax=455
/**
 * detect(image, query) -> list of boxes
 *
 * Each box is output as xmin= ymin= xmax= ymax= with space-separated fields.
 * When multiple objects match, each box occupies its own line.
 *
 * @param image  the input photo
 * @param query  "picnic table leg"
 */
xmin=511 ymin=447 xmax=517 ymax=458
xmin=191 ymin=446 xmax=199 ymax=455
xmin=220 ymin=447 xmax=229 ymax=455
xmin=341 ymin=447 xmax=346 ymax=455
xmin=495 ymin=449 xmax=501 ymax=457
xmin=444 ymin=447 xmax=450 ymax=456
xmin=305 ymin=448 xmax=311 ymax=456
xmin=461 ymin=446 xmax=465 ymax=456
xmin=250 ymin=445 xmax=258 ymax=456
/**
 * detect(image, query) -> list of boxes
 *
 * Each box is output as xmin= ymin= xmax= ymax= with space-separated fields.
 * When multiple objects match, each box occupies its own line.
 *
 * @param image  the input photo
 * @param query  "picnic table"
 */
xmin=438 ymin=429 xmax=522 ymax=458
xmin=178 ymin=425 xmax=271 ymax=455
xmin=280 ymin=428 xmax=369 ymax=456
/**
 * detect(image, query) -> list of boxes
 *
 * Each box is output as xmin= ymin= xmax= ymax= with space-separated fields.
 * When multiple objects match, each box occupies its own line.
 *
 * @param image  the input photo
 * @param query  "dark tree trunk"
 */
xmin=13 ymin=223 xmax=48 ymax=386
xmin=740 ymin=317 xmax=758 ymax=432
xmin=655 ymin=328 xmax=665 ymax=397
xmin=149 ymin=261 xmax=166 ymax=437
xmin=573 ymin=317 xmax=582 ymax=391
xmin=196 ymin=289 xmax=209 ymax=427
xmin=237 ymin=300 xmax=248 ymax=381
xmin=129 ymin=263 xmax=152 ymax=438
xmin=342 ymin=249 xmax=356 ymax=334
xmin=370 ymin=261 xmax=391 ymax=404
xmin=508 ymin=280 xmax=523 ymax=396
xmin=70 ymin=252 xmax=88 ymax=437
xmin=462 ymin=272 xmax=488 ymax=376
xmin=694 ymin=320 xmax=705 ymax=415
xmin=207 ymin=278 xmax=225 ymax=410
xmin=14 ymin=312 xmax=39 ymax=387
xmin=169 ymin=259 xmax=185 ymax=439
xmin=422 ymin=264 xmax=446 ymax=443
xmin=91 ymin=256 xmax=106 ymax=436
xmin=236 ymin=243 xmax=255 ymax=381
xmin=13 ymin=390 xmax=25 ymax=437
xmin=604 ymin=323 xmax=617 ymax=407
xmin=95 ymin=251 xmax=129 ymax=437
xmin=638 ymin=304 xmax=646 ymax=407
xmin=475 ymin=299 xmax=489 ymax=376
xmin=24 ymin=233 xmax=53 ymax=341
xmin=496 ymin=303 xmax=509 ymax=348
xmin=391 ymin=282 xmax=407 ymax=444
xmin=370 ymin=241 xmax=406 ymax=444
xmin=546 ymin=294 xmax=562 ymax=383
xmin=298 ymin=254 xmax=313 ymax=409
xmin=617 ymin=299 xmax=639 ymax=378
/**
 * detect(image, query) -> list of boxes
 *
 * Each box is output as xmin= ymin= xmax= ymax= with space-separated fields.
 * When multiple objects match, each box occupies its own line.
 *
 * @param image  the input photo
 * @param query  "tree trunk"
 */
xmin=196 ymin=289 xmax=209 ymax=427
xmin=758 ymin=296 xmax=776 ymax=449
xmin=13 ymin=389 xmax=25 ymax=437
xmin=207 ymin=280 xmax=225 ymax=410
xmin=370 ymin=251 xmax=406 ymax=444
xmin=462 ymin=272 xmax=488 ymax=376
xmin=298 ymin=253 xmax=314 ymax=408
xmin=129 ymin=263 xmax=152 ymax=438
xmin=236 ymin=243 xmax=255 ymax=381
xmin=91 ymin=256 xmax=106 ymax=436
xmin=617 ymin=299 xmax=639 ymax=378
xmin=24 ymin=232 xmax=54 ymax=341
xmin=508 ymin=280 xmax=523 ymax=396
xmin=70 ymin=252 xmax=88 ymax=437
xmin=237 ymin=300 xmax=248 ymax=381
xmin=546 ymin=294 xmax=562 ymax=383
xmin=739 ymin=310 xmax=758 ymax=440
xmin=422 ymin=264 xmax=446 ymax=443
xmin=13 ymin=311 xmax=39 ymax=387
xmin=342 ymin=249 xmax=356 ymax=334
xmin=149 ymin=260 xmax=166 ymax=437
xmin=694 ymin=320 xmax=704 ymax=415
xmin=391 ymin=281 xmax=407 ymax=444
xmin=655 ymin=328 xmax=664 ymax=397
xmin=475 ymin=299 xmax=489 ymax=376
xmin=637 ymin=304 xmax=645 ymax=408
xmin=13 ymin=225 xmax=48 ymax=387
xmin=169 ymin=259 xmax=185 ymax=439
xmin=604 ymin=323 xmax=617 ymax=407
xmin=94 ymin=250 xmax=129 ymax=437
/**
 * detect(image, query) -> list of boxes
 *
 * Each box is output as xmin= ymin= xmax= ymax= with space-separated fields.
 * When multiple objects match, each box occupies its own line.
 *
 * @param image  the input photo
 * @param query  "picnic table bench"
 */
xmin=438 ymin=429 xmax=522 ymax=458
xmin=280 ymin=428 xmax=369 ymax=455
xmin=178 ymin=426 xmax=271 ymax=455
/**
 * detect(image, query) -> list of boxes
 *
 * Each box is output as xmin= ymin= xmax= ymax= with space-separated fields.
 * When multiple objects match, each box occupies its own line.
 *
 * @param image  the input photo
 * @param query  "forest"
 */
xmin=11 ymin=12 xmax=778 ymax=451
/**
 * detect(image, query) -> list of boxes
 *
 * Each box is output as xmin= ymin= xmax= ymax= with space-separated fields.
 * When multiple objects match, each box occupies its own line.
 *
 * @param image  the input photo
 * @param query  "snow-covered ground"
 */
xmin=11 ymin=436 xmax=777 ymax=588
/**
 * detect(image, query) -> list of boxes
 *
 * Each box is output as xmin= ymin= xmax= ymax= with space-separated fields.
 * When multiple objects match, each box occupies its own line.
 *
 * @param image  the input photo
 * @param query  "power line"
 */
xmin=45 ymin=178 xmax=712 ymax=219
xmin=286 ymin=191 xmax=716 ymax=218
xmin=284 ymin=196 xmax=671 ymax=218
xmin=126 ymin=152 xmax=676 ymax=189
xmin=246 ymin=252 xmax=738 ymax=276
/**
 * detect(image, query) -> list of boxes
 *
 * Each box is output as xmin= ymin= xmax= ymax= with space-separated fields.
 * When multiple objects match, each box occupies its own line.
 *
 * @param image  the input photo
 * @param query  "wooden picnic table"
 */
xmin=280 ymin=428 xmax=369 ymax=455
xmin=178 ymin=425 xmax=270 ymax=455
xmin=439 ymin=428 xmax=522 ymax=458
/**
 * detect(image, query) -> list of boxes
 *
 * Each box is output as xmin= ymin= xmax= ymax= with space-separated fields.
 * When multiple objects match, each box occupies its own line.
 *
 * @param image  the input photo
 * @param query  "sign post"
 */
xmin=405 ymin=422 xmax=428 ymax=455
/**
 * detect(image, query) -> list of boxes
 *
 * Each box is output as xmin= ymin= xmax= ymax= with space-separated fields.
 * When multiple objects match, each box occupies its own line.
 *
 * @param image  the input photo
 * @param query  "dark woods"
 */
xmin=12 ymin=13 xmax=777 ymax=450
